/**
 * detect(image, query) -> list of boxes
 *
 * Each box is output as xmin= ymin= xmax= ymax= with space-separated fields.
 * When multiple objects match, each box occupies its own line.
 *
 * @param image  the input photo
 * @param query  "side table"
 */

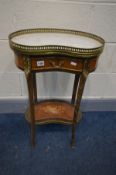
xmin=9 ymin=28 xmax=105 ymax=147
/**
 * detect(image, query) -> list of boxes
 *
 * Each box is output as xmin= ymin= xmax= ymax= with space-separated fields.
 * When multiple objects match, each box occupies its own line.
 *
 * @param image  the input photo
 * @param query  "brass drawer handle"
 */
xmin=49 ymin=60 xmax=64 ymax=68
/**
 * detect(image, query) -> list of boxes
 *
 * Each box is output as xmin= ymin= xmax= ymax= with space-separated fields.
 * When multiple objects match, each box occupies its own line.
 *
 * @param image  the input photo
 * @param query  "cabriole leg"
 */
xmin=71 ymin=60 xmax=89 ymax=147
xmin=24 ymin=58 xmax=35 ymax=147
xmin=71 ymin=74 xmax=80 ymax=105
xmin=32 ymin=72 xmax=37 ymax=104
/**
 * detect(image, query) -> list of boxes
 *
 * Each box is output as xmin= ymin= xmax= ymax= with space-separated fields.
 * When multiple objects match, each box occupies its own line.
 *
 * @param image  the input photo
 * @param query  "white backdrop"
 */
xmin=0 ymin=0 xmax=116 ymax=100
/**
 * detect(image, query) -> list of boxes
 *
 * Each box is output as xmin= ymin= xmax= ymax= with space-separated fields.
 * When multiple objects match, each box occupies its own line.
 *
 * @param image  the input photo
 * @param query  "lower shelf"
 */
xmin=25 ymin=101 xmax=82 ymax=125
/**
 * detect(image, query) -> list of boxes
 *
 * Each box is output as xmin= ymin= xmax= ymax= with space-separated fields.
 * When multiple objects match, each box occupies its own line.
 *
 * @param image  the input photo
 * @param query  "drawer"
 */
xmin=32 ymin=58 xmax=83 ymax=72
xmin=15 ymin=54 xmax=98 ymax=73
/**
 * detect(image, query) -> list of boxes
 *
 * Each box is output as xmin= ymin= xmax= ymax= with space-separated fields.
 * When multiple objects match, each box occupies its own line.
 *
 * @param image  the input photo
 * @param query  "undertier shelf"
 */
xmin=25 ymin=101 xmax=82 ymax=124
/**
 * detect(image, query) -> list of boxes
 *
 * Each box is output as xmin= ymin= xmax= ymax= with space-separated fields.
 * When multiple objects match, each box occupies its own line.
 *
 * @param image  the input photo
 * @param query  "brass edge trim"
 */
xmin=9 ymin=28 xmax=105 ymax=58
xmin=33 ymin=67 xmax=82 ymax=73
xmin=25 ymin=111 xmax=82 ymax=126
xmin=25 ymin=117 xmax=82 ymax=125
xmin=33 ymin=120 xmax=72 ymax=125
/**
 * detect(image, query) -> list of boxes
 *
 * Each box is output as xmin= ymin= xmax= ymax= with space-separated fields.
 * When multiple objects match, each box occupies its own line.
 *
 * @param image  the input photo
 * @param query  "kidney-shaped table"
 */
xmin=9 ymin=28 xmax=105 ymax=147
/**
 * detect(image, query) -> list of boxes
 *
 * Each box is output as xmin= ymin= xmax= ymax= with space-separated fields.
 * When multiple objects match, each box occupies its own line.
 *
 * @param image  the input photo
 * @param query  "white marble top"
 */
xmin=12 ymin=32 xmax=102 ymax=49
